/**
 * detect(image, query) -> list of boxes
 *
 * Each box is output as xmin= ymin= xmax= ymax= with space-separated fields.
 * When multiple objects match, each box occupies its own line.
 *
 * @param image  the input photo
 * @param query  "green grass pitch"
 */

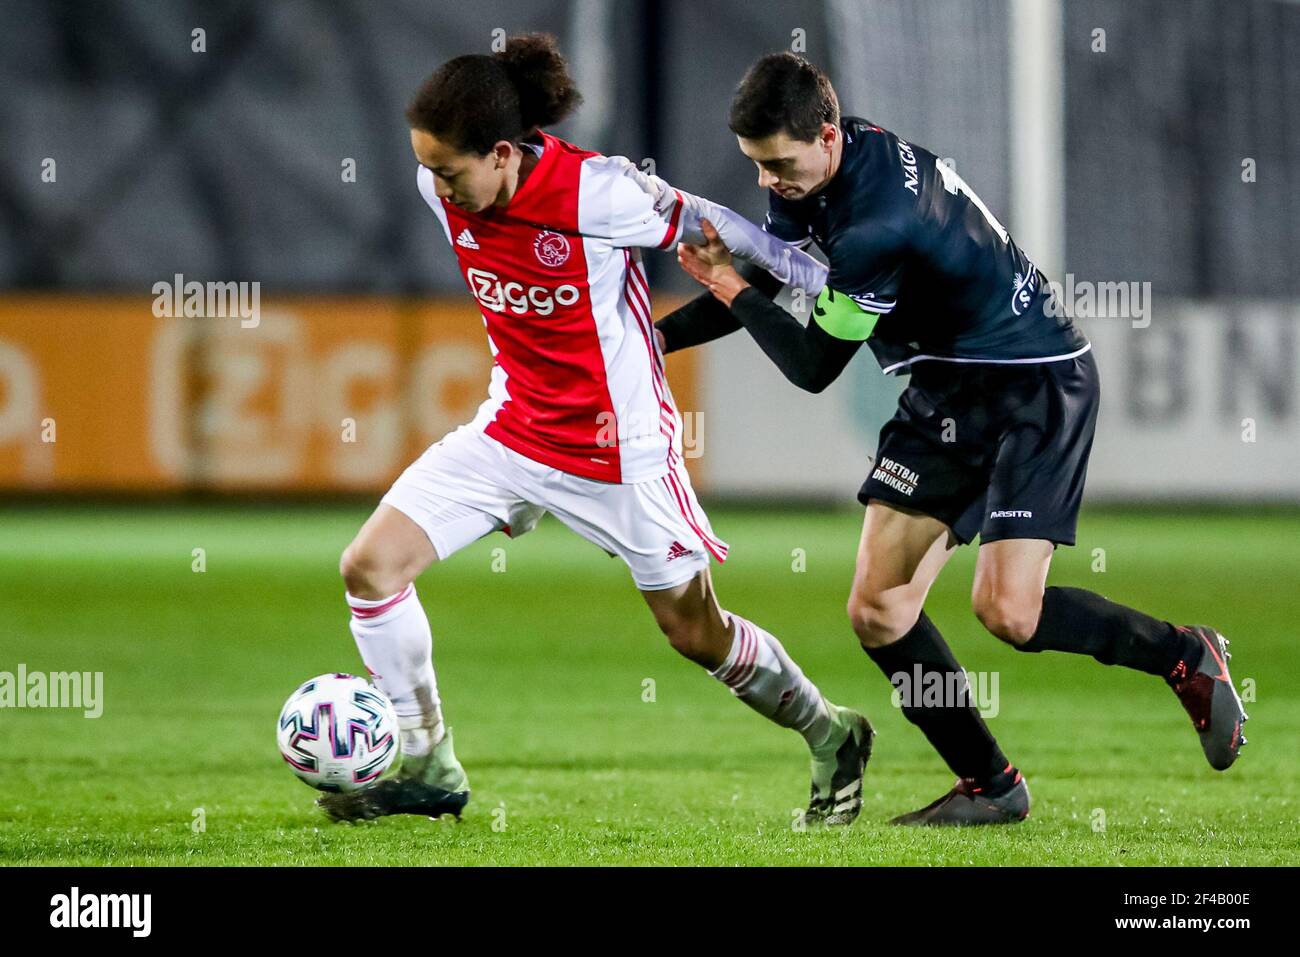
xmin=1 ymin=503 xmax=1296 ymax=865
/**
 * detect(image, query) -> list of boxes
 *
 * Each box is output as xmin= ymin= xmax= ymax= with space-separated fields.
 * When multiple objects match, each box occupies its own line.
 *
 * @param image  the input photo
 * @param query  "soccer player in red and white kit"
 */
xmin=317 ymin=34 xmax=874 ymax=826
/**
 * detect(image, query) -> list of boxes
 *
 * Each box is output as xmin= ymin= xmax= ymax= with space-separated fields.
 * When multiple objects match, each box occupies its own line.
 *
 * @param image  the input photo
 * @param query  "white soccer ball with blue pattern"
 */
xmin=277 ymin=674 xmax=399 ymax=792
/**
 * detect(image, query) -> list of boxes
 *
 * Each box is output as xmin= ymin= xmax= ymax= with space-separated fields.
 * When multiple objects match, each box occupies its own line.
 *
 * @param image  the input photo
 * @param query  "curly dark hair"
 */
xmin=406 ymin=33 xmax=583 ymax=155
xmin=728 ymin=52 xmax=840 ymax=142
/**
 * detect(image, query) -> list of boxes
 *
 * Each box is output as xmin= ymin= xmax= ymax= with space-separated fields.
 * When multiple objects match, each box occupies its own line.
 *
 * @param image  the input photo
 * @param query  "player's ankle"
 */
xmin=807 ymin=700 xmax=845 ymax=753
xmin=973 ymin=763 xmax=1021 ymax=798
xmin=1165 ymin=628 xmax=1206 ymax=687
xmin=398 ymin=712 xmax=446 ymax=760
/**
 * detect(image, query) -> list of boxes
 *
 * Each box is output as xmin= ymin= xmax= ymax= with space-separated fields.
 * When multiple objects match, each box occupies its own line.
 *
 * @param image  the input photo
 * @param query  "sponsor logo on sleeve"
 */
xmin=896 ymin=139 xmax=920 ymax=195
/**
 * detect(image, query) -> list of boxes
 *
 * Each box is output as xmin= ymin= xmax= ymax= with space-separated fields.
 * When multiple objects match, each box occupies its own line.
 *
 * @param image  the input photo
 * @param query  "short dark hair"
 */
xmin=406 ymin=33 xmax=583 ymax=155
xmin=728 ymin=52 xmax=840 ymax=142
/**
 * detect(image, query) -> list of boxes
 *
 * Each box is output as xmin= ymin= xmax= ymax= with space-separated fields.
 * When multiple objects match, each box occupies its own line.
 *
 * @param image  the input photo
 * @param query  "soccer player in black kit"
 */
xmin=651 ymin=53 xmax=1249 ymax=825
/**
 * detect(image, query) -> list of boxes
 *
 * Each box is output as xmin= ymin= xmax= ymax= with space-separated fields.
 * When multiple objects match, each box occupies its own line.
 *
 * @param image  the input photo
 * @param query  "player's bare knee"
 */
xmin=339 ymin=544 xmax=407 ymax=600
xmin=847 ymin=591 xmax=917 ymax=649
xmin=338 ymin=545 xmax=375 ymax=595
xmin=973 ymin=592 xmax=1040 ymax=646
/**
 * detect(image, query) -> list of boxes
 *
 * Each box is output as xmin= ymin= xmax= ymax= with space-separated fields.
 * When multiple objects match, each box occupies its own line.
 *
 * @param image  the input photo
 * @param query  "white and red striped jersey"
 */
xmin=418 ymin=131 xmax=697 ymax=484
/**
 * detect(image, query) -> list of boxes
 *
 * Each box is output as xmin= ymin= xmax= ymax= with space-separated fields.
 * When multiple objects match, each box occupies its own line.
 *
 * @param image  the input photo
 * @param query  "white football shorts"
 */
xmin=380 ymin=425 xmax=728 ymax=591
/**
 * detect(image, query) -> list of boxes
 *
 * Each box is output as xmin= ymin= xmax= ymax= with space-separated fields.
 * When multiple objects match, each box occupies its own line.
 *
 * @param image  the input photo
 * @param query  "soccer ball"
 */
xmin=276 ymin=673 xmax=399 ymax=792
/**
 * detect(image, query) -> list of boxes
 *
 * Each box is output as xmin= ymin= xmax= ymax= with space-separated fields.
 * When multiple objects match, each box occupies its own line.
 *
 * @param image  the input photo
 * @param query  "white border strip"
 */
xmin=880 ymin=341 xmax=1091 ymax=376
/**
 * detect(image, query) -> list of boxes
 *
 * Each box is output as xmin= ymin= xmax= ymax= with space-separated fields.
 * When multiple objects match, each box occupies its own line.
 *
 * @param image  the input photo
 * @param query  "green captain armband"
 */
xmin=811 ymin=287 xmax=880 ymax=341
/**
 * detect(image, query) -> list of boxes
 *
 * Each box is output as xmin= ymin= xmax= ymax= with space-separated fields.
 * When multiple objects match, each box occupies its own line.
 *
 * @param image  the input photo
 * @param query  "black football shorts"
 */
xmin=858 ymin=349 xmax=1100 ymax=546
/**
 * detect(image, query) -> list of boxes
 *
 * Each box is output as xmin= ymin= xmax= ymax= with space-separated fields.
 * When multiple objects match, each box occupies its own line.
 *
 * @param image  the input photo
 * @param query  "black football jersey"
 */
xmin=763 ymin=117 xmax=1088 ymax=374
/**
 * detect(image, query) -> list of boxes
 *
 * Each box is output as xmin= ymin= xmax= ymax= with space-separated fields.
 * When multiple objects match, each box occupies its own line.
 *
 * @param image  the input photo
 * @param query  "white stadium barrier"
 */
xmin=695 ymin=303 xmax=1300 ymax=503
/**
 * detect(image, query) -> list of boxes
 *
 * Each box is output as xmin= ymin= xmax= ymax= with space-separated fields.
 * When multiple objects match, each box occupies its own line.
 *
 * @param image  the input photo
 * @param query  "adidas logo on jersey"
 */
xmin=456 ymin=228 xmax=479 ymax=250
xmin=666 ymin=541 xmax=692 ymax=562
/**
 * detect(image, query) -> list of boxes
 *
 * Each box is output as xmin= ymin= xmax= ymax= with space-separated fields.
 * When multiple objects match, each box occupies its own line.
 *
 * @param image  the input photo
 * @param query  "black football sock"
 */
xmin=864 ymin=611 xmax=1013 ymax=791
xmin=1019 ymin=586 xmax=1203 ymax=682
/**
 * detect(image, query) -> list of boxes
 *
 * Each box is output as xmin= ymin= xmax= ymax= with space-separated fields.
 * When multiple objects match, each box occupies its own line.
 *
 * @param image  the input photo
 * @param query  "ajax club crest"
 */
xmin=533 ymin=230 xmax=571 ymax=267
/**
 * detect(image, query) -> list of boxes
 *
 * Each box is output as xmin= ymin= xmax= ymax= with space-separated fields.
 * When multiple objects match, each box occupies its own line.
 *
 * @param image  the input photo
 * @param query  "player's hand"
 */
xmin=678 ymin=219 xmax=748 ymax=306
xmin=690 ymin=219 xmax=732 ymax=267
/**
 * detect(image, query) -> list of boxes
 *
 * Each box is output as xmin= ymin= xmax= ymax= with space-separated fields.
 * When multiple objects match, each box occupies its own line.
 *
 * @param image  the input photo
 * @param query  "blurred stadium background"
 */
xmin=2 ymin=0 xmax=1297 ymax=500
xmin=2 ymin=1 xmax=1299 ymax=866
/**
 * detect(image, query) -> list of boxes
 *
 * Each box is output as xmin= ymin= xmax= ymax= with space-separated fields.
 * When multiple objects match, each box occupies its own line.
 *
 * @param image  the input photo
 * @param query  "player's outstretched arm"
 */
xmin=606 ymin=159 xmax=825 ymax=355
xmin=615 ymin=160 xmax=828 ymax=294
xmin=677 ymin=220 xmax=869 ymax=393
xmin=675 ymin=194 xmax=828 ymax=294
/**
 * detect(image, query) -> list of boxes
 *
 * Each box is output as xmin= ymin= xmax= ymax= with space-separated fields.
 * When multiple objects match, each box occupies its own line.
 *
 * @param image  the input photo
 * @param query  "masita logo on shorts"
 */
xmin=50 ymin=887 xmax=151 ymax=937
xmin=990 ymin=509 xmax=1033 ymax=519
xmin=466 ymin=267 xmax=580 ymax=316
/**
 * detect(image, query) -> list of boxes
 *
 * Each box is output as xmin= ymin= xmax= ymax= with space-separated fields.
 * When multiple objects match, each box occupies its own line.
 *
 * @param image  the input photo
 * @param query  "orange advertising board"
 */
xmin=0 ymin=295 xmax=698 ymax=492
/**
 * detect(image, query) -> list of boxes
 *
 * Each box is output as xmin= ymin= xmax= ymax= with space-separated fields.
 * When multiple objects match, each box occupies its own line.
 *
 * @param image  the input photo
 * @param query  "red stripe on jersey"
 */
xmin=624 ymin=262 xmax=673 ymax=422
xmin=622 ymin=251 xmax=677 ymax=452
xmin=627 ymin=260 xmax=676 ymax=420
xmin=655 ymin=189 xmax=686 ymax=249
xmin=625 ymin=259 xmax=668 ymax=378
xmin=625 ymin=258 xmax=683 ymax=470
xmin=623 ymin=285 xmax=670 ymax=416
xmin=624 ymin=288 xmax=676 ymax=454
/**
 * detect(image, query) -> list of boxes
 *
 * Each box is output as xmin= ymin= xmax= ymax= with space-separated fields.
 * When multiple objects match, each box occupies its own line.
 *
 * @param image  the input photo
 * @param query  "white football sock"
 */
xmin=710 ymin=613 xmax=832 ymax=747
xmin=347 ymin=584 xmax=444 ymax=758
